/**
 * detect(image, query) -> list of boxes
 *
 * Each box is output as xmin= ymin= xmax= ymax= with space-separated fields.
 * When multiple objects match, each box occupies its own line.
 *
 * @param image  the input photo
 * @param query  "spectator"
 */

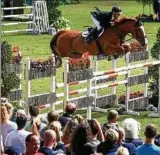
xmin=123 ymin=118 xmax=143 ymax=147
xmin=24 ymin=134 xmax=44 ymax=155
xmin=1 ymin=104 xmax=17 ymax=143
xmin=59 ymin=103 xmax=77 ymax=129
xmin=39 ymin=130 xmax=57 ymax=155
xmin=62 ymin=119 xmax=78 ymax=145
xmin=26 ymin=105 xmax=46 ymax=136
xmin=83 ymin=119 xmax=104 ymax=155
xmin=5 ymin=115 xmax=31 ymax=154
xmin=49 ymin=121 xmax=66 ymax=153
xmin=5 ymin=146 xmax=21 ymax=155
xmin=118 ymin=127 xmax=136 ymax=155
xmin=40 ymin=110 xmax=59 ymax=139
xmin=1 ymin=135 xmax=4 ymax=154
xmin=116 ymin=146 xmax=129 ymax=155
xmin=73 ymin=114 xmax=84 ymax=124
xmin=62 ymin=119 xmax=78 ymax=155
xmin=97 ymin=129 xmax=120 ymax=155
xmin=155 ymin=134 xmax=160 ymax=147
xmin=102 ymin=110 xmax=119 ymax=135
xmin=71 ymin=124 xmax=88 ymax=155
xmin=136 ymin=124 xmax=160 ymax=155
xmin=4 ymin=102 xmax=13 ymax=119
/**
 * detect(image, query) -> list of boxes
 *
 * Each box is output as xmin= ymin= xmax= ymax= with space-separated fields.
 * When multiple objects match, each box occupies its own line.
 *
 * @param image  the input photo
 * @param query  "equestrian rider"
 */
xmin=85 ymin=6 xmax=122 ymax=44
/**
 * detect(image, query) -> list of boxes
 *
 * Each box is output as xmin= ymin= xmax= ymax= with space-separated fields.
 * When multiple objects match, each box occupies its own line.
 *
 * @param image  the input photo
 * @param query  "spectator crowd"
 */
xmin=1 ymin=97 xmax=160 ymax=155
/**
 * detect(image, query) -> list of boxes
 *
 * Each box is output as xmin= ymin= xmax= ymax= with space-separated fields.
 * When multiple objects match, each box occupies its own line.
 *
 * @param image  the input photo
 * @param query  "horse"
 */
xmin=50 ymin=17 xmax=148 ymax=67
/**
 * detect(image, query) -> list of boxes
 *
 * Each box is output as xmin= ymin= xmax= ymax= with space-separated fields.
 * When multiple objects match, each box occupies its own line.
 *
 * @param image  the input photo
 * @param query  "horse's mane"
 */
xmin=115 ymin=16 xmax=136 ymax=25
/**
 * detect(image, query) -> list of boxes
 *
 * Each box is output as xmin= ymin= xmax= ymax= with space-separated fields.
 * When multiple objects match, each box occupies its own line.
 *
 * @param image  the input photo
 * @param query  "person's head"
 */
xmin=65 ymin=103 xmax=77 ymax=115
xmin=26 ymin=134 xmax=40 ymax=155
xmin=17 ymin=109 xmax=26 ymax=117
xmin=87 ymin=119 xmax=99 ymax=140
xmin=4 ymin=102 xmax=13 ymax=118
xmin=44 ymin=130 xmax=56 ymax=147
xmin=62 ymin=119 xmax=78 ymax=144
xmin=29 ymin=105 xmax=39 ymax=118
xmin=1 ymin=104 xmax=9 ymax=124
xmin=107 ymin=110 xmax=119 ymax=123
xmin=71 ymin=124 xmax=88 ymax=155
xmin=30 ymin=118 xmax=41 ymax=137
xmin=47 ymin=110 xmax=59 ymax=124
xmin=73 ymin=114 xmax=84 ymax=124
xmin=111 ymin=6 xmax=122 ymax=20
xmin=105 ymin=129 xmax=119 ymax=144
xmin=116 ymin=146 xmax=129 ymax=155
xmin=49 ymin=121 xmax=62 ymax=142
xmin=144 ymin=124 xmax=157 ymax=139
xmin=123 ymin=118 xmax=140 ymax=139
xmin=1 ymin=97 xmax=9 ymax=104
xmin=16 ymin=115 xmax=27 ymax=130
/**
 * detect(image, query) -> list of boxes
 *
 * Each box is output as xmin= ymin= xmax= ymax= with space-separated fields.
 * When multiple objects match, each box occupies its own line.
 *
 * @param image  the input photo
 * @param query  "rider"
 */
xmin=85 ymin=6 xmax=122 ymax=44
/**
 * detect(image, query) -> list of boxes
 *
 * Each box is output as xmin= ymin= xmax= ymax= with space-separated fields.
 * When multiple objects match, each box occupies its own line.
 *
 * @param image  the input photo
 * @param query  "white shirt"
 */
xmin=1 ymin=120 xmax=17 ymax=143
xmin=5 ymin=129 xmax=31 ymax=153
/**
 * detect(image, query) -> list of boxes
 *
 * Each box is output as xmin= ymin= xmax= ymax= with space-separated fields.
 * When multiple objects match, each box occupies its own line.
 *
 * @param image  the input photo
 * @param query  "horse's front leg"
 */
xmin=105 ymin=44 xmax=125 ymax=55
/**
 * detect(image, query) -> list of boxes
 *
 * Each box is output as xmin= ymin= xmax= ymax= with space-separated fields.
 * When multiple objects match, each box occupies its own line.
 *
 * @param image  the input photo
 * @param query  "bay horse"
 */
xmin=50 ymin=17 xmax=148 ymax=67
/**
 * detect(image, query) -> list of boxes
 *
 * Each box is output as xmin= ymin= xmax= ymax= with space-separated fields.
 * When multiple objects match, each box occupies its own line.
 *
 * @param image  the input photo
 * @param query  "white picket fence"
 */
xmin=1 ymin=1 xmax=49 ymax=34
xmin=24 ymin=51 xmax=160 ymax=118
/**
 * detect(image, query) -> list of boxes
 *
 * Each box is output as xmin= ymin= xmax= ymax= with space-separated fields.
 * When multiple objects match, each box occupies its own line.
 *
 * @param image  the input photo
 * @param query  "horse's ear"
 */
xmin=135 ymin=14 xmax=143 ymax=26
xmin=136 ymin=14 xmax=142 ymax=20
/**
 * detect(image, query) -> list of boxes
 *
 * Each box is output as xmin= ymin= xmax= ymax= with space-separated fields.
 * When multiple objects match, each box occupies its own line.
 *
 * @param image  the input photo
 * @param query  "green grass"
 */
xmin=2 ymin=1 xmax=160 ymax=137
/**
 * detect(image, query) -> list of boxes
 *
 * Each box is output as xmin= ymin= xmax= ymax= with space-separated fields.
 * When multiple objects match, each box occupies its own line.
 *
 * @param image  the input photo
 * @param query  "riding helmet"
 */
xmin=111 ymin=6 xmax=122 ymax=14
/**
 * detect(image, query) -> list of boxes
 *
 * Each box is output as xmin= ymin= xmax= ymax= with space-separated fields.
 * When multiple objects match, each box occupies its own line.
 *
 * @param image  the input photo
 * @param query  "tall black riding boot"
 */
xmin=84 ymin=28 xmax=97 ymax=44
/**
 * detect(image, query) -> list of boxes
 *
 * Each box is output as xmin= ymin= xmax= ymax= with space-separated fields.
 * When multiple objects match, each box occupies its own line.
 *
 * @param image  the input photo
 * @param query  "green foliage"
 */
xmin=45 ymin=0 xmax=62 ymax=25
xmin=149 ymin=27 xmax=160 ymax=102
xmin=1 ymin=41 xmax=20 ymax=97
xmin=135 ymin=0 xmax=153 ymax=5
xmin=51 ymin=17 xmax=70 ymax=31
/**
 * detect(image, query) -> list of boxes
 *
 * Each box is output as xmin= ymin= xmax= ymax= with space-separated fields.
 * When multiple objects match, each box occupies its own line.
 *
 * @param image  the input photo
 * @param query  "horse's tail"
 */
xmin=50 ymin=30 xmax=66 ymax=67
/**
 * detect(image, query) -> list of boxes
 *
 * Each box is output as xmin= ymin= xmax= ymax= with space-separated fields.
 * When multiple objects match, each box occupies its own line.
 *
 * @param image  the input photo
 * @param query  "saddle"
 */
xmin=82 ymin=27 xmax=104 ymax=44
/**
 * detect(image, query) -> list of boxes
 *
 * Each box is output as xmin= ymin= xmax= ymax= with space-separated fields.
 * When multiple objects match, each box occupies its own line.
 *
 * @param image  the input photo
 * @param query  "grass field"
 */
xmin=2 ymin=1 xmax=160 ymax=138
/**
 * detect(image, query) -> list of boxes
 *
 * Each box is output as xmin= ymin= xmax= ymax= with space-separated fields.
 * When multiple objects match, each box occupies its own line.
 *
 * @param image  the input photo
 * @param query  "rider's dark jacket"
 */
xmin=91 ymin=11 xmax=113 ymax=29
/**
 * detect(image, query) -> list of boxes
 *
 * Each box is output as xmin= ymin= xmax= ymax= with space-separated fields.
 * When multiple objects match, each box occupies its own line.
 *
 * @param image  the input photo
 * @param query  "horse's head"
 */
xmin=130 ymin=18 xmax=148 ymax=47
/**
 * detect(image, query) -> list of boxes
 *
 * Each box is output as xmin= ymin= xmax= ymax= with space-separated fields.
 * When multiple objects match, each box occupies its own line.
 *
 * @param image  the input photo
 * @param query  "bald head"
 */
xmin=44 ymin=130 xmax=56 ymax=147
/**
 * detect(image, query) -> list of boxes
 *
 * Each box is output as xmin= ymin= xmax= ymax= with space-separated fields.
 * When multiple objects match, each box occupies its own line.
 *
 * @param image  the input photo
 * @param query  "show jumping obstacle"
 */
xmin=1 ymin=1 xmax=49 ymax=34
xmin=24 ymin=49 xmax=160 ymax=118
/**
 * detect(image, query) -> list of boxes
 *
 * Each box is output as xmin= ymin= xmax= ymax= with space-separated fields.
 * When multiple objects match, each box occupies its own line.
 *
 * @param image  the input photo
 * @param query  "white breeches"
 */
xmin=91 ymin=16 xmax=101 ymax=30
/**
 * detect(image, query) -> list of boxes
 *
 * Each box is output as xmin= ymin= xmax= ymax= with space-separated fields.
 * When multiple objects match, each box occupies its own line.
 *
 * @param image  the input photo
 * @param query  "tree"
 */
xmin=1 ymin=41 xmax=20 ymax=98
xmin=45 ymin=0 xmax=62 ymax=25
xmin=136 ymin=0 xmax=154 ymax=14
xmin=148 ymin=27 xmax=160 ymax=107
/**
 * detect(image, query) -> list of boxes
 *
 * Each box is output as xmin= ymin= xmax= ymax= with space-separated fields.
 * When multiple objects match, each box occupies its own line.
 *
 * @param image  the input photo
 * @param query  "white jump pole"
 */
xmin=25 ymin=57 xmax=31 ymax=115
xmin=87 ymin=56 xmax=92 ymax=119
xmin=50 ymin=55 xmax=56 ymax=111
xmin=63 ymin=58 xmax=69 ymax=111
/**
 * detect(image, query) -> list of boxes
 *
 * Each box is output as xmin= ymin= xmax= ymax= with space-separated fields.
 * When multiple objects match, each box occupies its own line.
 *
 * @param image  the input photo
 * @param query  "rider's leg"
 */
xmin=92 ymin=16 xmax=104 ymax=37
xmin=85 ymin=16 xmax=101 ymax=44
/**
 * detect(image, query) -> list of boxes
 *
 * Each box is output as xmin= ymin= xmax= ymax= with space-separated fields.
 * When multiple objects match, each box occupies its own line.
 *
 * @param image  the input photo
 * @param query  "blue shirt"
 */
xmin=39 ymin=147 xmax=56 ymax=155
xmin=136 ymin=143 xmax=160 ymax=155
